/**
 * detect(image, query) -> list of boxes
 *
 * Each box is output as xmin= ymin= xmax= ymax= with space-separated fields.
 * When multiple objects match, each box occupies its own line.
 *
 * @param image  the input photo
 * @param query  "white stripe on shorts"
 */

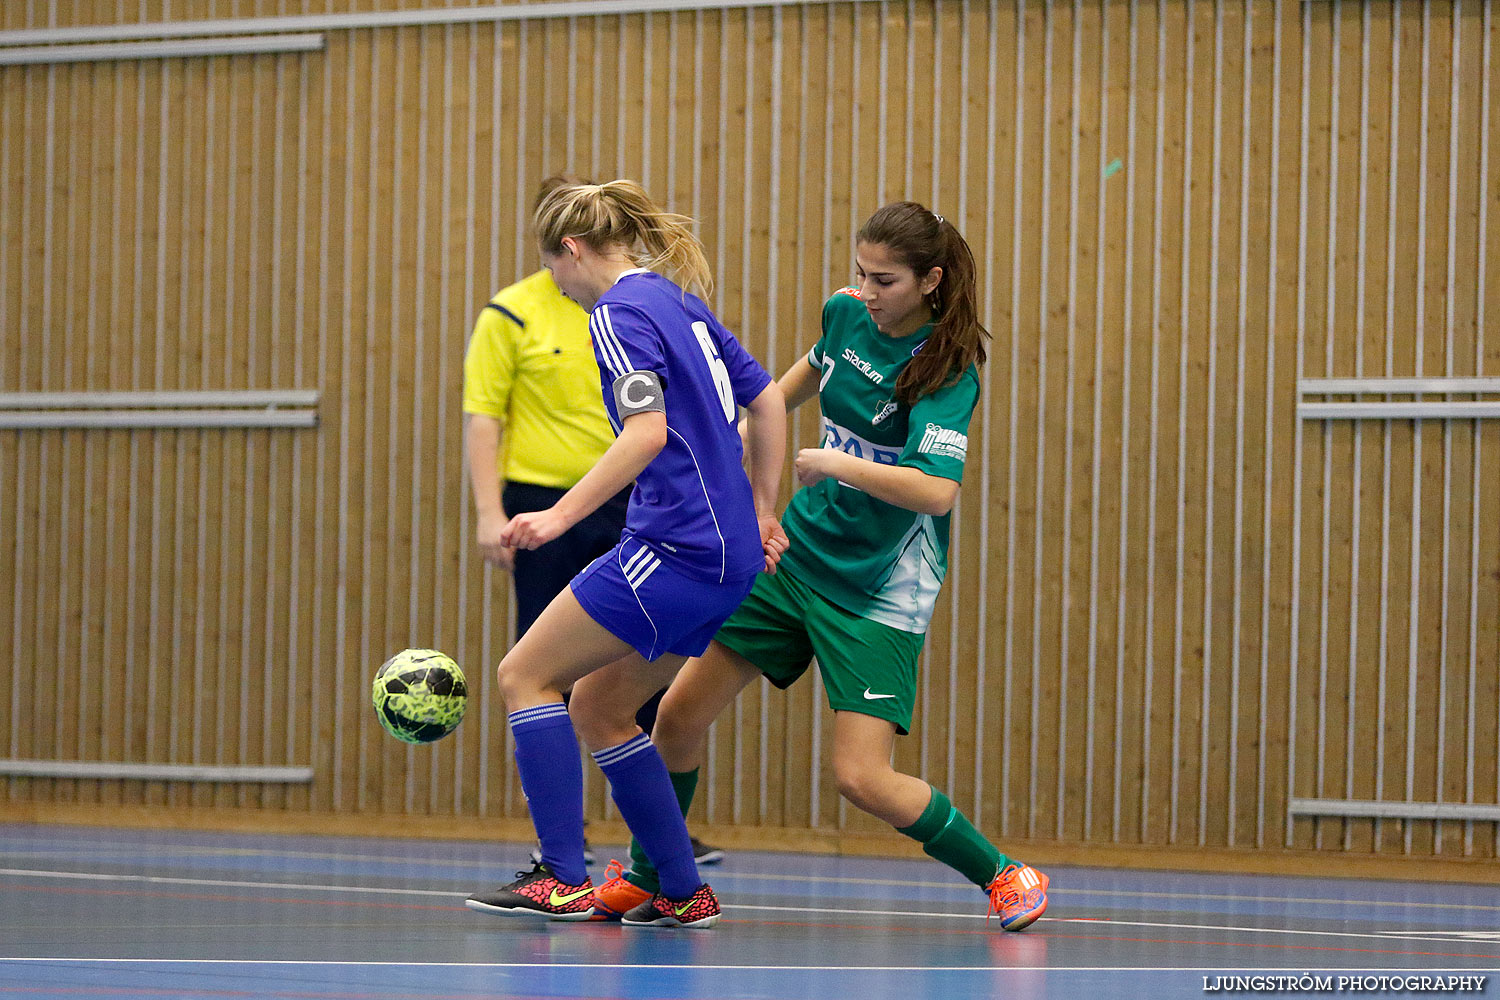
xmin=621 ymin=543 xmax=654 ymax=578
xmin=626 ymin=555 xmax=661 ymax=589
xmin=615 ymin=545 xmax=661 ymax=661
xmin=629 ymin=557 xmax=661 ymax=590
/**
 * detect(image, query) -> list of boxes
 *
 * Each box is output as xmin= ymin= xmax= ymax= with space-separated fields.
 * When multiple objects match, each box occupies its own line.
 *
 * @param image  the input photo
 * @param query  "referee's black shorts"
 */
xmin=501 ymin=479 xmax=631 ymax=639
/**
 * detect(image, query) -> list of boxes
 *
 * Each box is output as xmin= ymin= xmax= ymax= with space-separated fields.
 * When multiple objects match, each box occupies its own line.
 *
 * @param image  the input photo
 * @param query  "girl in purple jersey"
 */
xmin=465 ymin=180 xmax=787 ymax=929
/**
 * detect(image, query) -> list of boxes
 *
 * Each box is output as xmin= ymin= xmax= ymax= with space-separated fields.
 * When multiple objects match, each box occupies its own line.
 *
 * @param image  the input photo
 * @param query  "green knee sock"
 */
xmin=896 ymin=786 xmax=1012 ymax=889
xmin=625 ymin=768 xmax=699 ymax=893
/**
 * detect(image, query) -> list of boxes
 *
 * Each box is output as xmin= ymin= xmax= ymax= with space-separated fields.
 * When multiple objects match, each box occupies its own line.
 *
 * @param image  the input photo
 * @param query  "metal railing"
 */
xmin=1298 ymin=377 xmax=1500 ymax=420
xmin=0 ymin=390 xmax=319 ymax=429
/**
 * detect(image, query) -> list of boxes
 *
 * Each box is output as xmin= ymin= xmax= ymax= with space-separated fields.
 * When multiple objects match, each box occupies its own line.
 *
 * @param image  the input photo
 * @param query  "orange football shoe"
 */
xmin=593 ymin=859 xmax=654 ymax=921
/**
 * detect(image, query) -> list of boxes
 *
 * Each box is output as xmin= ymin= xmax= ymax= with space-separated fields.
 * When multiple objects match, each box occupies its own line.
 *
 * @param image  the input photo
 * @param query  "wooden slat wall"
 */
xmin=1288 ymin=0 xmax=1500 ymax=861
xmin=2 ymin=0 xmax=1497 ymax=866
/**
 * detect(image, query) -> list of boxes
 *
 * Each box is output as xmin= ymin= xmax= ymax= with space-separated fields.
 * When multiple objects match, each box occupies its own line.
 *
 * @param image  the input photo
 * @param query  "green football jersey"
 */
xmin=778 ymin=288 xmax=981 ymax=634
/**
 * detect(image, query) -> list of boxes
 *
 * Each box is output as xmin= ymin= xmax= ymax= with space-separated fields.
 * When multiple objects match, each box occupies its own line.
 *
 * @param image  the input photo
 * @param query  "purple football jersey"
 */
xmin=587 ymin=270 xmax=772 ymax=583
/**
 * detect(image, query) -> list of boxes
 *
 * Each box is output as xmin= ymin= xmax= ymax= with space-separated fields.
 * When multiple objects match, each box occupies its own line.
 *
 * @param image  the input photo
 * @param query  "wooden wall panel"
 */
xmin=2 ymin=0 xmax=1498 ymax=872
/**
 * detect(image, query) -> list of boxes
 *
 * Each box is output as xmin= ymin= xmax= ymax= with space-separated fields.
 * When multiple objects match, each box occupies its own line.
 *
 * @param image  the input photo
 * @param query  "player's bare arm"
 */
xmin=793 ymin=448 xmax=959 ymax=517
xmin=741 ymin=381 xmax=789 ymax=572
xmin=501 ymin=410 xmax=667 ymax=551
xmin=777 ymin=355 xmax=823 ymax=411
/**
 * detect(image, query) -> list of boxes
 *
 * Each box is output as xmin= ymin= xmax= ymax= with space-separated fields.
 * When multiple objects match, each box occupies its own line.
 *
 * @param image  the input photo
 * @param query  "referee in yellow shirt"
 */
xmin=462 ymin=175 xmax=723 ymax=866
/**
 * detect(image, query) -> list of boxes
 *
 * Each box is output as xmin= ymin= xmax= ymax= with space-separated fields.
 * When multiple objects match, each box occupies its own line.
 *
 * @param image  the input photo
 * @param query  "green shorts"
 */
xmin=713 ymin=566 xmax=926 ymax=735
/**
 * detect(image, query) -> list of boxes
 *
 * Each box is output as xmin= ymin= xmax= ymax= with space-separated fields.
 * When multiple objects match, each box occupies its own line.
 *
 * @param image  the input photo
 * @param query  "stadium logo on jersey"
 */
xmin=841 ymin=347 xmax=884 ymax=385
xmin=821 ymin=418 xmax=901 ymax=467
xmin=918 ymin=422 xmax=968 ymax=461
xmin=871 ymin=399 xmax=899 ymax=426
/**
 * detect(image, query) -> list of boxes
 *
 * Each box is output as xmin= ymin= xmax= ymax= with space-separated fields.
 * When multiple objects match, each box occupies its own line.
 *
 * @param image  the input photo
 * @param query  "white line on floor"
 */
xmin=3 ymin=867 xmax=1496 ymax=948
xmin=0 ymin=959 xmax=1495 ymax=971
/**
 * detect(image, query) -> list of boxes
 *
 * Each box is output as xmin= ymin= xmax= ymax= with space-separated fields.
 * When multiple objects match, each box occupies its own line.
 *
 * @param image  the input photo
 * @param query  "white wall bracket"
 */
xmin=0 ymin=759 xmax=314 ymax=783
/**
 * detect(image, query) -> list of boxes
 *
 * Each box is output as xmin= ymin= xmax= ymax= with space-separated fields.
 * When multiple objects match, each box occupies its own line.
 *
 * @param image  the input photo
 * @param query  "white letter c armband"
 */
xmin=612 ymin=370 xmax=666 ymax=417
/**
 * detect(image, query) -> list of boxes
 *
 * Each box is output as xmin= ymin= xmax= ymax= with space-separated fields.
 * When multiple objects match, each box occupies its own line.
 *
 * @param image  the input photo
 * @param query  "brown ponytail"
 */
xmin=534 ymin=179 xmax=713 ymax=300
xmin=856 ymin=201 xmax=989 ymax=405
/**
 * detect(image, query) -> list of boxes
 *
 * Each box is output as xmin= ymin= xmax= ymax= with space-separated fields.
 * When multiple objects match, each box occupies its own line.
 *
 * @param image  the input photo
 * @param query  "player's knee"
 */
xmin=833 ymin=761 xmax=887 ymax=813
xmin=648 ymin=710 xmax=694 ymax=769
xmin=494 ymin=656 xmax=531 ymax=708
xmin=568 ymin=698 xmax=637 ymax=752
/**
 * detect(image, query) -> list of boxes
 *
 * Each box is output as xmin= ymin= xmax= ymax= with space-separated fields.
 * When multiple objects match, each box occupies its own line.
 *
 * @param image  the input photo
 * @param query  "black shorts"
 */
xmin=502 ymin=480 xmax=630 ymax=638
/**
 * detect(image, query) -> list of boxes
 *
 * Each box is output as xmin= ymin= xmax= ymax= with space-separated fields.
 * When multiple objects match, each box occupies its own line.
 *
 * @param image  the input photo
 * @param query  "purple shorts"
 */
xmin=570 ymin=537 xmax=756 ymax=663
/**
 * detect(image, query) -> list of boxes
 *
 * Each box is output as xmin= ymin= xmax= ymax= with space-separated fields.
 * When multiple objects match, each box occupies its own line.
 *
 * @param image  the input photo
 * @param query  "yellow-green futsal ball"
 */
xmin=371 ymin=649 xmax=468 ymax=744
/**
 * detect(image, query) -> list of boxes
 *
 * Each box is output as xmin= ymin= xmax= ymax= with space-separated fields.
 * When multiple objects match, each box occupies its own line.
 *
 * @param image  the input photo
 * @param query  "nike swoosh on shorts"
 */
xmin=862 ymin=688 xmax=896 ymax=700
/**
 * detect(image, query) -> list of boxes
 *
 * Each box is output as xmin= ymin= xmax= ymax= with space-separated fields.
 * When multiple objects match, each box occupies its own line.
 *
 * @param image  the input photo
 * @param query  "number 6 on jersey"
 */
xmin=692 ymin=321 xmax=737 ymax=423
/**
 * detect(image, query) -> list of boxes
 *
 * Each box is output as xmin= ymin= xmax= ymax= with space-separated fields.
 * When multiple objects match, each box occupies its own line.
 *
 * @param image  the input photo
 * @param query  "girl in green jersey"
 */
xmin=594 ymin=202 xmax=1050 ymax=931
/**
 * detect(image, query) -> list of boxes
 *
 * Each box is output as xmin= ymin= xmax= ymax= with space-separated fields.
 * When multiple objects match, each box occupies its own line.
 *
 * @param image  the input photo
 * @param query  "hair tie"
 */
xmin=933 ymin=213 xmax=945 ymax=225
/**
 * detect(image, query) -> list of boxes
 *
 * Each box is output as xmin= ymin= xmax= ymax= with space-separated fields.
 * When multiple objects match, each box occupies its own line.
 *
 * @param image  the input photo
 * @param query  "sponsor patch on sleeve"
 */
xmin=833 ymin=286 xmax=862 ymax=299
xmin=612 ymin=370 xmax=666 ymax=417
xmin=917 ymin=422 xmax=968 ymax=461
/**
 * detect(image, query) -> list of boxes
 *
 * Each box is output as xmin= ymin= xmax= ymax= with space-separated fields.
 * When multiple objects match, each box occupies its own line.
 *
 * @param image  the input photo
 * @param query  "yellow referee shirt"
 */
xmin=462 ymin=269 xmax=615 ymax=489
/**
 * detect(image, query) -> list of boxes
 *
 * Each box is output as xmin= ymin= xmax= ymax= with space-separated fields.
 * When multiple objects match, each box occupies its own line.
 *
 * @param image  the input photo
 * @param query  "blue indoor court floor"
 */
xmin=1 ymin=823 xmax=1496 ymax=999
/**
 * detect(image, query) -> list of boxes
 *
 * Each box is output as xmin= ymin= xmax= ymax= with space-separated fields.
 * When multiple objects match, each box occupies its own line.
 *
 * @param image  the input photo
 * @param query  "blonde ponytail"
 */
xmin=534 ymin=179 xmax=713 ymax=300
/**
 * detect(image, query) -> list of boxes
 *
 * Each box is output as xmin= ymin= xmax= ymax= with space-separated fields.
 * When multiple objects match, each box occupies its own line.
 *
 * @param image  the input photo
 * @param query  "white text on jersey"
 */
xmin=841 ymin=347 xmax=885 ymax=385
